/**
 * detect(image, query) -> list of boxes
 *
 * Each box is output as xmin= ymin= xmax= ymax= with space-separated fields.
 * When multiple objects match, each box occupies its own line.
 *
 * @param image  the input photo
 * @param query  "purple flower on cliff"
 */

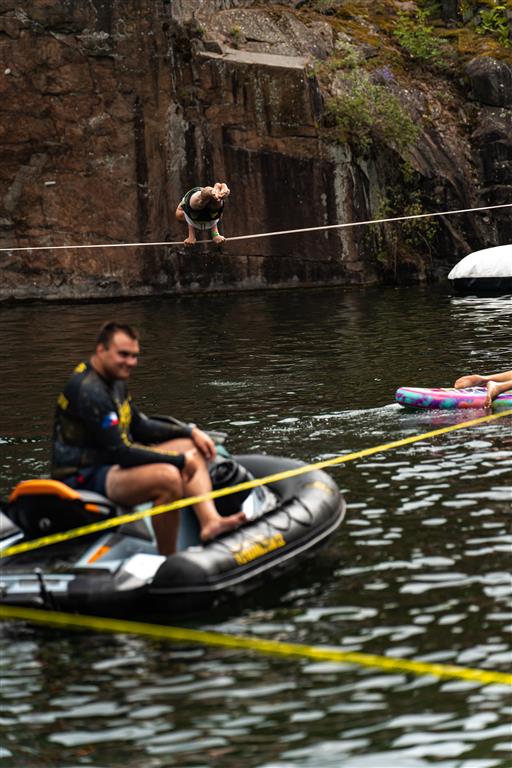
xmin=371 ymin=66 xmax=396 ymax=85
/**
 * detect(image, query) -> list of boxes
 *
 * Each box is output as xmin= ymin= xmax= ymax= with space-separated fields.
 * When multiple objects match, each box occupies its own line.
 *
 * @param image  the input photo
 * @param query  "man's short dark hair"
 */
xmin=95 ymin=322 xmax=140 ymax=349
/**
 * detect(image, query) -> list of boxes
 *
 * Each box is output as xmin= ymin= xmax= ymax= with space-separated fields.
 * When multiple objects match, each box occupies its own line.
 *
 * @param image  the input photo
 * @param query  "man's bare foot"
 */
xmin=184 ymin=235 xmax=197 ymax=246
xmin=211 ymin=230 xmax=225 ymax=244
xmin=485 ymin=381 xmax=499 ymax=408
xmin=200 ymin=511 xmax=246 ymax=542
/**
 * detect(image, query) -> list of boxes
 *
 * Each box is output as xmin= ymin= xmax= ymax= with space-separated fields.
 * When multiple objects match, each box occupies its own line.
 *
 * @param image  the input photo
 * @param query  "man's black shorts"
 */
xmin=63 ymin=465 xmax=112 ymax=496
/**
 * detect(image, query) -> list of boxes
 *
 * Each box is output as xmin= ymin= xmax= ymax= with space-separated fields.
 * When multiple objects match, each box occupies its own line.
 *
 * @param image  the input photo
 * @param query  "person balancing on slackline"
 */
xmin=175 ymin=182 xmax=230 ymax=245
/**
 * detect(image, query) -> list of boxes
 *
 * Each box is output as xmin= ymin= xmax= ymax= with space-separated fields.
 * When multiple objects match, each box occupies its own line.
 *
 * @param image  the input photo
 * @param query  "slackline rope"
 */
xmin=1 ymin=202 xmax=511 ymax=253
xmin=2 ymin=408 xmax=511 ymax=560
xmin=0 ymin=605 xmax=510 ymax=686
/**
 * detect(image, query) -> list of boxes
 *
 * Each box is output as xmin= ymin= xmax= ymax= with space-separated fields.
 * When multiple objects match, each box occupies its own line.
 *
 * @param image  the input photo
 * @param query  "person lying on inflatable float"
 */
xmin=175 ymin=182 xmax=230 ymax=245
xmin=51 ymin=321 xmax=246 ymax=555
xmin=454 ymin=369 xmax=512 ymax=408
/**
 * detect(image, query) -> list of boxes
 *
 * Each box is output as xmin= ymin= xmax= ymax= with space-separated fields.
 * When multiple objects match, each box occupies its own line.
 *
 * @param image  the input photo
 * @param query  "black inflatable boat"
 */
xmin=0 ymin=454 xmax=345 ymax=617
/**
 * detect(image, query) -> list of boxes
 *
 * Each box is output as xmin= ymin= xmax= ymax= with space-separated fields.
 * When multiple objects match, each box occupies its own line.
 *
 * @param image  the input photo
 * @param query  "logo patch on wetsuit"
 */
xmin=101 ymin=412 xmax=119 ymax=429
xmin=57 ymin=393 xmax=69 ymax=410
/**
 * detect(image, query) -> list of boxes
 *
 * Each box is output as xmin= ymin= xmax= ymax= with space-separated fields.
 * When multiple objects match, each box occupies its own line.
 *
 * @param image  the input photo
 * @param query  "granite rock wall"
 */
xmin=0 ymin=0 xmax=510 ymax=300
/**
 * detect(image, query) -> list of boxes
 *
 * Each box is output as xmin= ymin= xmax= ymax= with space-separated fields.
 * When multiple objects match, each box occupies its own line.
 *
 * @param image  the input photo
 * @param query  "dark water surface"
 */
xmin=0 ymin=287 xmax=511 ymax=767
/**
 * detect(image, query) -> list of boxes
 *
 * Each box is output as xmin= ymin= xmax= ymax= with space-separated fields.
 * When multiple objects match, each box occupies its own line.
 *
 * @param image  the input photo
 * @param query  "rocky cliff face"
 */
xmin=0 ymin=0 xmax=510 ymax=300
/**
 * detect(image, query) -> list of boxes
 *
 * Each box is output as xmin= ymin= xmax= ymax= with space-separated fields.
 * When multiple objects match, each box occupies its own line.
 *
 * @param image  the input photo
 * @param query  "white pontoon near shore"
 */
xmin=448 ymin=244 xmax=512 ymax=294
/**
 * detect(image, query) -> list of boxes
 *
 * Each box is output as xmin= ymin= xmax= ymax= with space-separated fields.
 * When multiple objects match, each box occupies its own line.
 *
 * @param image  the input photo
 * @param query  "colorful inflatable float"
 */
xmin=396 ymin=386 xmax=512 ymax=411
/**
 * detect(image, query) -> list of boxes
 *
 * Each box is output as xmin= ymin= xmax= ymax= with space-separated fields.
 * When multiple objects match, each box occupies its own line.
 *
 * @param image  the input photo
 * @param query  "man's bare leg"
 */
xmin=184 ymin=223 xmax=197 ymax=245
xmin=157 ymin=438 xmax=246 ymax=541
xmin=106 ymin=463 xmax=183 ymax=555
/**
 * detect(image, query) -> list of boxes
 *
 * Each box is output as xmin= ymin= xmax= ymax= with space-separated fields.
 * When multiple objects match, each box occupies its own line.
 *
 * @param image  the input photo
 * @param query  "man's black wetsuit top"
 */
xmin=51 ymin=361 xmax=191 ymax=480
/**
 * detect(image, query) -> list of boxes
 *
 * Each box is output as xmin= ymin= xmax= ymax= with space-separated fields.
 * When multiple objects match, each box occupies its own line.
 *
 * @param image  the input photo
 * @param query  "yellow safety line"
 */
xmin=0 ymin=605 xmax=510 ymax=687
xmin=2 ymin=409 xmax=511 ymax=559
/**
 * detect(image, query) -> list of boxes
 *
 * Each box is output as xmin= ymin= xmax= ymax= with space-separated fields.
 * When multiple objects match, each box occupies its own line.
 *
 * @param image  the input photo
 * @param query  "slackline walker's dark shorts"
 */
xmin=63 ymin=465 xmax=112 ymax=496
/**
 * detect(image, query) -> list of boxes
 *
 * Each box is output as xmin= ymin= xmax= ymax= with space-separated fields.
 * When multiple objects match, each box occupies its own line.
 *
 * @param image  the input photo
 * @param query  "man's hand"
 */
xmin=212 ymin=182 xmax=230 ymax=201
xmin=454 ymin=374 xmax=485 ymax=389
xmin=191 ymin=427 xmax=216 ymax=461
xmin=182 ymin=449 xmax=200 ymax=483
xmin=197 ymin=184 xmax=230 ymax=206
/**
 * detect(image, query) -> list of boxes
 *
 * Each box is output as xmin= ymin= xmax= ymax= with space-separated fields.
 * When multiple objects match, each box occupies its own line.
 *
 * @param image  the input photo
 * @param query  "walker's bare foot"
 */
xmin=184 ymin=236 xmax=196 ymax=246
xmin=211 ymin=232 xmax=225 ymax=244
xmin=200 ymin=511 xmax=246 ymax=542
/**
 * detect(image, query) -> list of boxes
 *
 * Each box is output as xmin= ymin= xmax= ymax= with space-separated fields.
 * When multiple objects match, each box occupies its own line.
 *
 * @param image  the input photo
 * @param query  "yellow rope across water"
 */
xmin=1 ymin=605 xmax=510 ymax=687
xmin=1 ymin=409 xmax=511 ymax=559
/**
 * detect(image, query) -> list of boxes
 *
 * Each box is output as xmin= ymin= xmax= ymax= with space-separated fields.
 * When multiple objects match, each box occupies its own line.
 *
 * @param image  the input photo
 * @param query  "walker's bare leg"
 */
xmin=211 ymin=228 xmax=225 ymax=244
xmin=185 ymin=224 xmax=197 ymax=245
xmin=175 ymin=205 xmax=197 ymax=245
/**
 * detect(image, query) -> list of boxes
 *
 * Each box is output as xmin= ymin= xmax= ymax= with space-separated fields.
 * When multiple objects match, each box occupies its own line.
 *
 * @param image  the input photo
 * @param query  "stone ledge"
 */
xmin=197 ymin=49 xmax=308 ymax=70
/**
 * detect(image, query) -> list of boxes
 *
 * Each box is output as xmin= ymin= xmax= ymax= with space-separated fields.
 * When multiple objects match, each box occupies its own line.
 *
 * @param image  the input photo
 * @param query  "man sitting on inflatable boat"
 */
xmin=51 ymin=322 xmax=246 ymax=555
xmin=454 ymin=369 xmax=512 ymax=408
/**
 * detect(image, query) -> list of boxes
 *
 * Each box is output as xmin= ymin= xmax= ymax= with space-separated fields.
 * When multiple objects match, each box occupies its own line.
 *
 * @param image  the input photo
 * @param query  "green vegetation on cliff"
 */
xmin=300 ymin=0 xmax=510 ymax=278
xmin=323 ymin=69 xmax=419 ymax=153
xmin=393 ymin=10 xmax=447 ymax=63
xmin=302 ymin=0 xmax=511 ymax=57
